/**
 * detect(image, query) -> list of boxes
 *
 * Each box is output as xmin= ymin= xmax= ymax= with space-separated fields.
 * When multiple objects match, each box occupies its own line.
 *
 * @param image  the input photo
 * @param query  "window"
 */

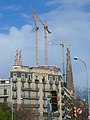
xmin=13 ymin=83 xmax=16 ymax=88
xmin=13 ymin=73 xmax=17 ymax=78
xmin=49 ymin=76 xmax=53 ymax=80
xmin=21 ymin=91 xmax=25 ymax=98
xmin=28 ymin=74 xmax=31 ymax=80
xmin=4 ymin=89 xmax=7 ymax=103
xmin=55 ymin=76 xmax=58 ymax=81
xmin=21 ymin=74 xmax=25 ymax=78
xmin=13 ymin=73 xmax=17 ymax=81
xmin=4 ymin=89 xmax=7 ymax=95
xmin=13 ymin=91 xmax=17 ymax=98
xmin=21 ymin=74 xmax=25 ymax=82
xmin=1 ymin=81 xmax=5 ymax=84
xmin=4 ymin=98 xmax=7 ymax=102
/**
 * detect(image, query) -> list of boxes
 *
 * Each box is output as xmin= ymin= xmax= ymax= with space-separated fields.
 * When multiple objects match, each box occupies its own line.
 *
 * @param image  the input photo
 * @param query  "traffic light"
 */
xmin=73 ymin=106 xmax=77 ymax=117
xmin=50 ymin=90 xmax=58 ymax=112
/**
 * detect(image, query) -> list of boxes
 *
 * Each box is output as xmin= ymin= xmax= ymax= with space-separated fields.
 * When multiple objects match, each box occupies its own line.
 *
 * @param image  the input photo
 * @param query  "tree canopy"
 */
xmin=0 ymin=103 xmax=14 ymax=120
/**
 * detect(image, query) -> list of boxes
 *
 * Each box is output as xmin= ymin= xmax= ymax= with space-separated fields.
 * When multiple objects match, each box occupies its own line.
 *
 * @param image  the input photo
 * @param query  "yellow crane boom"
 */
xmin=32 ymin=14 xmax=39 ymax=67
xmin=30 ymin=7 xmax=51 ymax=65
xmin=30 ymin=7 xmax=51 ymax=34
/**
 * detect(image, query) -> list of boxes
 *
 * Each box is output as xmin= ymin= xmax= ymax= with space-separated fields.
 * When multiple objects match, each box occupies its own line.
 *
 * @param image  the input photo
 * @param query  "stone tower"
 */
xmin=66 ymin=48 xmax=74 ymax=95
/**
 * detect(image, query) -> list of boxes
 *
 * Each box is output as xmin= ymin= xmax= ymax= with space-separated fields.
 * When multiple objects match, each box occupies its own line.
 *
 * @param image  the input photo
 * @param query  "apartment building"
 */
xmin=10 ymin=65 xmax=63 ymax=120
xmin=0 ymin=65 xmax=74 ymax=120
xmin=0 ymin=79 xmax=11 ymax=103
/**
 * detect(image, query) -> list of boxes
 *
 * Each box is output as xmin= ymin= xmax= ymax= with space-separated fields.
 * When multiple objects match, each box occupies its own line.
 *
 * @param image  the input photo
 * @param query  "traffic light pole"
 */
xmin=52 ymin=112 xmax=53 ymax=120
xmin=47 ymin=102 xmax=51 ymax=120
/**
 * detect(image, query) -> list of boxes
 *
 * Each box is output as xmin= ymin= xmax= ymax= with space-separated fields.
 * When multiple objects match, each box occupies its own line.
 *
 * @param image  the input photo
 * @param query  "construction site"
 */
xmin=0 ymin=7 xmax=89 ymax=120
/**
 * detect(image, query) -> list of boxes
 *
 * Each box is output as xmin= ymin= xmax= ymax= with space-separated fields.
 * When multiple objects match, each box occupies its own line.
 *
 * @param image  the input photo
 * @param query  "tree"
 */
xmin=0 ymin=103 xmax=16 ymax=120
xmin=74 ymin=96 xmax=88 ymax=120
xmin=75 ymin=86 xmax=90 ymax=102
xmin=72 ymin=86 xmax=89 ymax=120
xmin=15 ymin=105 xmax=36 ymax=120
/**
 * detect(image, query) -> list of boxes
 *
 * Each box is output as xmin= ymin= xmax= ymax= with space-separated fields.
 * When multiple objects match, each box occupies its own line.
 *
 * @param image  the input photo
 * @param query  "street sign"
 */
xmin=77 ymin=107 xmax=83 ymax=115
xmin=88 ymin=115 xmax=90 ymax=120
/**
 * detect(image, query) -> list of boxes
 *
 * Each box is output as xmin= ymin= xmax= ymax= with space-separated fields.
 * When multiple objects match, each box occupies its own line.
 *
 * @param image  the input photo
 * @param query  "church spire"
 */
xmin=66 ymin=48 xmax=74 ymax=95
xmin=14 ymin=48 xmax=23 ymax=66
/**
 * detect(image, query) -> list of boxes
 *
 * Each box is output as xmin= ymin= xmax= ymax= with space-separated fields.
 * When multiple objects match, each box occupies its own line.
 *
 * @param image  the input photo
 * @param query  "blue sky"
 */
xmin=0 ymin=0 xmax=90 ymax=89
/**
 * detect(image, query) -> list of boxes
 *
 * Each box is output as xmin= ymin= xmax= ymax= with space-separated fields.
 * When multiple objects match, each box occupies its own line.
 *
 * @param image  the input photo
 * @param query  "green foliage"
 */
xmin=0 ymin=103 xmax=16 ymax=120
xmin=0 ymin=103 xmax=37 ymax=120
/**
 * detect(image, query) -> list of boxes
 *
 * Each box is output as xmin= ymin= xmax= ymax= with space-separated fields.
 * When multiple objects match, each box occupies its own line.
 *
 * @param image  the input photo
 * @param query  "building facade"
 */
xmin=0 ymin=65 xmax=74 ymax=120
xmin=0 ymin=79 xmax=10 ymax=103
xmin=10 ymin=65 xmax=62 ymax=120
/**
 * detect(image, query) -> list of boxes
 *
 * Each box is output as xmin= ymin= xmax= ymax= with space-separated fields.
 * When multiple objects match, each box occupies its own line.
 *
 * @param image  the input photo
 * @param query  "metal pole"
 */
xmin=48 ymin=102 xmax=51 ymax=120
xmin=78 ymin=59 xmax=90 ymax=115
xmin=12 ymin=102 xmax=13 ymax=120
xmin=52 ymin=112 xmax=53 ymax=120
xmin=60 ymin=44 xmax=65 ymax=81
xmin=74 ymin=57 xmax=90 ymax=115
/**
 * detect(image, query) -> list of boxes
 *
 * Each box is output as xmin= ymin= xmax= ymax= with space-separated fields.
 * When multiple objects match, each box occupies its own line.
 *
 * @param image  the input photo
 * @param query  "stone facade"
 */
xmin=0 ymin=65 xmax=74 ymax=120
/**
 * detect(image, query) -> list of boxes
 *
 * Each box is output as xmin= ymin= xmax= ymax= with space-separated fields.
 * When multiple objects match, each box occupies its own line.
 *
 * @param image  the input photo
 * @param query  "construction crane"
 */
xmin=32 ymin=14 xmax=39 ymax=67
xmin=49 ymin=42 xmax=71 ymax=81
xmin=30 ymin=7 xmax=51 ymax=65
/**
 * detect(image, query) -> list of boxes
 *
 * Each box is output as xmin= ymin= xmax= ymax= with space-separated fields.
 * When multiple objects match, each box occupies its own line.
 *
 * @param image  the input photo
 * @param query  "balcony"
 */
xmin=42 ymin=79 xmax=47 ymax=84
xmin=56 ymin=88 xmax=59 ymax=92
xmin=43 ymin=88 xmax=52 ymax=92
xmin=43 ymin=112 xmax=60 ymax=117
xmin=61 ymin=89 xmax=64 ymax=95
xmin=12 ymin=95 xmax=17 ymax=99
xmin=53 ymin=112 xmax=60 ymax=117
xmin=55 ymin=80 xmax=59 ymax=85
xmin=43 ymin=96 xmax=47 ymax=100
xmin=35 ymin=79 xmax=39 ymax=84
xmin=21 ymin=104 xmax=40 ymax=108
xmin=43 ymin=112 xmax=48 ymax=117
xmin=12 ymin=78 xmax=17 ymax=82
xmin=49 ymin=80 xmax=53 ymax=85
xmin=21 ymin=78 xmax=26 ymax=83
xmin=35 ymin=112 xmax=40 ymax=116
xmin=27 ymin=79 xmax=32 ymax=83
xmin=21 ymin=87 xmax=39 ymax=92
xmin=0 ymin=94 xmax=9 ymax=98
xmin=12 ymin=86 xmax=17 ymax=91
xmin=21 ymin=95 xmax=39 ymax=100
xmin=43 ymin=104 xmax=47 ymax=108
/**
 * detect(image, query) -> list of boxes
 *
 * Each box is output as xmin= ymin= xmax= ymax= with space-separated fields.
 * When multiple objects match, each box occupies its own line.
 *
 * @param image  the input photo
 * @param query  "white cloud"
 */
xmin=5 ymin=4 xmax=21 ymax=11
xmin=0 ymin=0 xmax=90 ymax=88
xmin=0 ymin=24 xmax=37 ymax=78
xmin=43 ymin=0 xmax=90 ymax=88
xmin=46 ymin=0 xmax=90 ymax=7
xmin=21 ymin=13 xmax=30 ymax=19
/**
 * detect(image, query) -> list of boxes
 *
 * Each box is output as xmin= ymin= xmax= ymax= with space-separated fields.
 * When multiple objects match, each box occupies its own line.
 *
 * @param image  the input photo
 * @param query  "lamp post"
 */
xmin=74 ymin=56 xmax=90 ymax=115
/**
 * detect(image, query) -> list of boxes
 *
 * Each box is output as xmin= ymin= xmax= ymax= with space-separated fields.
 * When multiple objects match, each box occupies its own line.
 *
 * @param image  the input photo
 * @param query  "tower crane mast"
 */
xmin=32 ymin=14 xmax=39 ymax=67
xmin=60 ymin=42 xmax=71 ymax=81
xmin=49 ymin=42 xmax=71 ymax=81
xmin=30 ymin=7 xmax=51 ymax=65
